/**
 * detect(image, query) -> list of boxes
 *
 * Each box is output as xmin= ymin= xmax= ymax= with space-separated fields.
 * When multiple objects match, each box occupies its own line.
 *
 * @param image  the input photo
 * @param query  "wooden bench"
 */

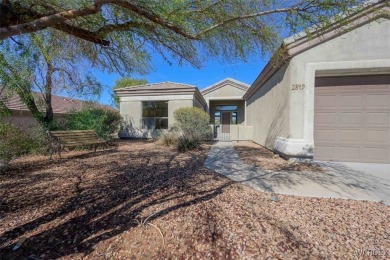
xmin=48 ymin=130 xmax=108 ymax=159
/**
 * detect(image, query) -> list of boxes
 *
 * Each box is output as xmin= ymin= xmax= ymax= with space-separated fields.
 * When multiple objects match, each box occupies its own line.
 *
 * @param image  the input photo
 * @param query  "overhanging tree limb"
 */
xmin=0 ymin=0 xmax=198 ymax=43
xmin=0 ymin=0 xmax=368 ymax=45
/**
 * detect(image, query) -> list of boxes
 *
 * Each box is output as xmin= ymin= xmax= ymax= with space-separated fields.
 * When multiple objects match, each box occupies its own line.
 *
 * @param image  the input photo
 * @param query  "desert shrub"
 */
xmin=0 ymin=123 xmax=37 ymax=167
xmin=65 ymin=105 xmax=122 ymax=140
xmin=159 ymin=130 xmax=178 ymax=146
xmin=27 ymin=125 xmax=51 ymax=154
xmin=177 ymin=136 xmax=200 ymax=152
xmin=174 ymin=107 xmax=212 ymax=142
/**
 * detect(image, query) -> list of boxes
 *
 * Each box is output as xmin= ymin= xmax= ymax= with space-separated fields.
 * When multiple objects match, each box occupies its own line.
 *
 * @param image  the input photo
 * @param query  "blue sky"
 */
xmin=94 ymin=53 xmax=269 ymax=106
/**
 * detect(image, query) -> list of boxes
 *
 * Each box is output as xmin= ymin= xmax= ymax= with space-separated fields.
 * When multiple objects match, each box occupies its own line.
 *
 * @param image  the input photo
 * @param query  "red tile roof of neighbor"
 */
xmin=1 ymin=91 xmax=115 ymax=114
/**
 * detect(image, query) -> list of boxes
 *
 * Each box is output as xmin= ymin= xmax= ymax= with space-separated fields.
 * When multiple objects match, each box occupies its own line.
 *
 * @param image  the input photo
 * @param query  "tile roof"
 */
xmin=116 ymin=81 xmax=196 ymax=91
xmin=1 ymin=91 xmax=114 ymax=114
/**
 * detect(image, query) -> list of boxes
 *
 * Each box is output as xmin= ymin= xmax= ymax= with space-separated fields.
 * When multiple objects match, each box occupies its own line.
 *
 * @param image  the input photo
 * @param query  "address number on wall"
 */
xmin=291 ymin=84 xmax=305 ymax=90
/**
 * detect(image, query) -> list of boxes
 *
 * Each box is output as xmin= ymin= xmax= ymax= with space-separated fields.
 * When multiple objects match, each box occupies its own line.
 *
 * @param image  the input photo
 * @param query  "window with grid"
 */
xmin=142 ymin=101 xmax=168 ymax=129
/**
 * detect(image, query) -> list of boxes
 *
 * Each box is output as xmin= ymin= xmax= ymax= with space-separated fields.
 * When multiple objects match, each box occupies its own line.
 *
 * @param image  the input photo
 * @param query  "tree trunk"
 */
xmin=14 ymin=85 xmax=44 ymax=125
xmin=43 ymin=62 xmax=54 ymax=127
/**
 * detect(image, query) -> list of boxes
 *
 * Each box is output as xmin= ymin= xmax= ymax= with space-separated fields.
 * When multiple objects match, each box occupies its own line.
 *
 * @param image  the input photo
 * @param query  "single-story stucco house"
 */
xmin=116 ymin=1 xmax=390 ymax=164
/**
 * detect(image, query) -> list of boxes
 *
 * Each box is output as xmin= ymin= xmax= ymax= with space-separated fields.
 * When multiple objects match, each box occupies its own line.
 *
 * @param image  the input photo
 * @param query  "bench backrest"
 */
xmin=49 ymin=130 xmax=101 ymax=146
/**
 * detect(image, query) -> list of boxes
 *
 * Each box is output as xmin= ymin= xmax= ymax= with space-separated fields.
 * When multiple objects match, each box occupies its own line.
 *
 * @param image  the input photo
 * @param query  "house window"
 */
xmin=142 ymin=101 xmax=168 ymax=129
xmin=214 ymin=112 xmax=221 ymax=125
xmin=215 ymin=105 xmax=238 ymax=125
xmin=215 ymin=105 xmax=238 ymax=111
xmin=232 ymin=112 xmax=237 ymax=125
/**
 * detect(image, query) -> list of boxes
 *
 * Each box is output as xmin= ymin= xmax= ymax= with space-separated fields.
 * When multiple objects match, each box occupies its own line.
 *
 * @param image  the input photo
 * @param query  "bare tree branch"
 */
xmin=0 ymin=0 xmax=198 ymax=43
xmin=0 ymin=0 xmax=370 ymax=46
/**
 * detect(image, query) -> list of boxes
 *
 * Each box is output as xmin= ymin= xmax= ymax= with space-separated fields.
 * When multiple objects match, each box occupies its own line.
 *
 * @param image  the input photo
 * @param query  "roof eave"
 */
xmin=201 ymin=78 xmax=250 ymax=95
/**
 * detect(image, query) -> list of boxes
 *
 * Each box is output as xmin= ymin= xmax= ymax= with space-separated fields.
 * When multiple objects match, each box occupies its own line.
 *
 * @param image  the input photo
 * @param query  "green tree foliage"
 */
xmin=174 ymin=107 xmax=212 ymax=142
xmin=0 ymin=0 xmax=369 ymax=127
xmin=112 ymin=77 xmax=148 ymax=107
xmin=65 ymin=105 xmax=122 ymax=140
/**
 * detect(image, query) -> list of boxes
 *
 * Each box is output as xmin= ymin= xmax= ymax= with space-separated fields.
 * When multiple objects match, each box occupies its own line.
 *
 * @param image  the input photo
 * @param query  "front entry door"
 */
xmin=221 ymin=112 xmax=231 ymax=133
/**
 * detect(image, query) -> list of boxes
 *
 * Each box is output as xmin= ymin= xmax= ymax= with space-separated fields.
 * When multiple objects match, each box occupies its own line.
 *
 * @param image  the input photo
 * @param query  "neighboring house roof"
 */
xmin=1 ymin=91 xmax=114 ymax=114
xmin=115 ymin=81 xmax=207 ymax=107
xmin=115 ymin=81 xmax=196 ymax=92
xmin=244 ymin=0 xmax=389 ymax=99
xmin=201 ymin=78 xmax=250 ymax=96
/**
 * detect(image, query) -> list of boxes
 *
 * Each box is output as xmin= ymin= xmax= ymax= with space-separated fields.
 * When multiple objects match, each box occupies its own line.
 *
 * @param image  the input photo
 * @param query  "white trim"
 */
xmin=274 ymin=137 xmax=314 ymax=158
xmin=121 ymin=95 xmax=194 ymax=102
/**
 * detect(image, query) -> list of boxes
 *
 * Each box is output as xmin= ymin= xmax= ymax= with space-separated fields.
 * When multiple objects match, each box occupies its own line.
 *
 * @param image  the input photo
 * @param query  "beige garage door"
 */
xmin=314 ymin=75 xmax=390 ymax=163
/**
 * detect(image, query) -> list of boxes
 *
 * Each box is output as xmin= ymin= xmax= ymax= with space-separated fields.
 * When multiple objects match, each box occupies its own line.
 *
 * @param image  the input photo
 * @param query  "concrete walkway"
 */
xmin=204 ymin=142 xmax=390 ymax=205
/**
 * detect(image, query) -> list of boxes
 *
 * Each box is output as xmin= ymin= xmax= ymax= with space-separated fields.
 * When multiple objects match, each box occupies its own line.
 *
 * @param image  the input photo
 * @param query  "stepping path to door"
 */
xmin=204 ymin=142 xmax=390 ymax=205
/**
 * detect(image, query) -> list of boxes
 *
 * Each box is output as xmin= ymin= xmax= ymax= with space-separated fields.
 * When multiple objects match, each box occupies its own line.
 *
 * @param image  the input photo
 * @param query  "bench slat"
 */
xmin=50 ymin=130 xmax=96 ymax=134
xmin=55 ymin=136 xmax=99 ymax=140
xmin=51 ymin=133 xmax=98 ymax=137
xmin=49 ymin=130 xmax=107 ymax=148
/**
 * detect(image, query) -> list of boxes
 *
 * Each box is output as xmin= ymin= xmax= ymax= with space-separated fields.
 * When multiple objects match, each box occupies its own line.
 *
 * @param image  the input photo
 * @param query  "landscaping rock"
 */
xmin=1 ymin=140 xmax=388 ymax=259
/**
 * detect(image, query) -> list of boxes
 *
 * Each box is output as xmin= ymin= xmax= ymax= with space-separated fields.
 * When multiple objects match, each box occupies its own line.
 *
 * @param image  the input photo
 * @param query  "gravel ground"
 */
xmin=234 ymin=141 xmax=324 ymax=172
xmin=0 ymin=140 xmax=389 ymax=259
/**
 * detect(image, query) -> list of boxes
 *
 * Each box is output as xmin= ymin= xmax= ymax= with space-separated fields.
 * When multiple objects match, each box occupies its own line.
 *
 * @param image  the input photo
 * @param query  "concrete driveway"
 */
xmin=205 ymin=142 xmax=390 ymax=205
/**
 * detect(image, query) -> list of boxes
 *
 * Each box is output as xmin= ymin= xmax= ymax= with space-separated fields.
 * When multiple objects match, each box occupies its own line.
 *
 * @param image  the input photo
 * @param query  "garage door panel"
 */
xmin=338 ymin=95 xmax=362 ymax=107
xmin=315 ymin=145 xmax=334 ymax=160
xmin=363 ymin=147 xmax=388 ymax=161
xmin=366 ymin=95 xmax=389 ymax=108
xmin=366 ymin=112 xmax=388 ymax=126
xmin=338 ymin=112 xmax=362 ymax=125
xmin=314 ymin=75 xmax=390 ymax=163
xmin=315 ymin=112 xmax=336 ymax=124
xmin=315 ymin=129 xmax=335 ymax=141
xmin=316 ymin=95 xmax=336 ymax=107
xmin=334 ymin=146 xmax=360 ymax=161
xmin=337 ymin=129 xmax=360 ymax=142
xmin=365 ymin=130 xmax=389 ymax=143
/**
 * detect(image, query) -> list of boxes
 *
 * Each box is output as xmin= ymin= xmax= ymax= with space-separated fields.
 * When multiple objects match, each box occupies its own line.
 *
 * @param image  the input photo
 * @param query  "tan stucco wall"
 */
xmin=118 ymin=95 xmax=196 ymax=138
xmin=230 ymin=125 xmax=253 ymax=141
xmin=246 ymin=18 xmax=390 ymax=156
xmin=5 ymin=114 xmax=39 ymax=130
xmin=246 ymin=64 xmax=291 ymax=149
xmin=168 ymin=100 xmax=194 ymax=127
xmin=193 ymin=96 xmax=205 ymax=109
xmin=4 ymin=110 xmax=66 ymax=130
xmin=203 ymin=84 xmax=247 ymax=99
xmin=120 ymin=100 xmax=142 ymax=129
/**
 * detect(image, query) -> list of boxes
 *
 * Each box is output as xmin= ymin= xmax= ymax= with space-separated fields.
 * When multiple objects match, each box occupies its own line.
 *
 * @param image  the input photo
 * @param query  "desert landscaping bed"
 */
xmin=1 ymin=140 xmax=389 ymax=259
xmin=234 ymin=141 xmax=324 ymax=172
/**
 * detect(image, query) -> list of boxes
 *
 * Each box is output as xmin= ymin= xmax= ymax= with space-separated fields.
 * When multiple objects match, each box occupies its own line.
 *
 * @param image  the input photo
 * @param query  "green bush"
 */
xmin=177 ymin=136 xmax=200 ymax=152
xmin=158 ymin=130 xmax=178 ymax=146
xmin=27 ymin=125 xmax=51 ymax=154
xmin=0 ymin=123 xmax=37 ymax=167
xmin=173 ymin=107 xmax=212 ymax=142
xmin=65 ymin=105 xmax=122 ymax=140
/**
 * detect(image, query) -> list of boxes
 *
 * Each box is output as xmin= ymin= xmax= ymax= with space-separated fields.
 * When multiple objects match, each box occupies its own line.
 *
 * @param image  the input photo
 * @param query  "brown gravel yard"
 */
xmin=1 ymin=140 xmax=389 ymax=259
xmin=234 ymin=141 xmax=324 ymax=172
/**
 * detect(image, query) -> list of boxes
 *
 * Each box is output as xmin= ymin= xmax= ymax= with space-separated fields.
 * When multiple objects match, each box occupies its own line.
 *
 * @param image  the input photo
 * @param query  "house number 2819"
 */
xmin=291 ymin=84 xmax=305 ymax=90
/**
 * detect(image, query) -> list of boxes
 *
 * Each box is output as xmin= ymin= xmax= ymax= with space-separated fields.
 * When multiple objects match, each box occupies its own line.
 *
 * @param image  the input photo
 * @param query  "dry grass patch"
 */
xmin=1 ymin=140 xmax=389 ymax=259
xmin=234 ymin=141 xmax=324 ymax=172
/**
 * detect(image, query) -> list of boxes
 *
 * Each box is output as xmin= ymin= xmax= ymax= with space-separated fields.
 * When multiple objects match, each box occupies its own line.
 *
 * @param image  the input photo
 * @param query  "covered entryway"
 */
xmin=211 ymin=103 xmax=242 ymax=141
xmin=314 ymin=75 xmax=390 ymax=163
